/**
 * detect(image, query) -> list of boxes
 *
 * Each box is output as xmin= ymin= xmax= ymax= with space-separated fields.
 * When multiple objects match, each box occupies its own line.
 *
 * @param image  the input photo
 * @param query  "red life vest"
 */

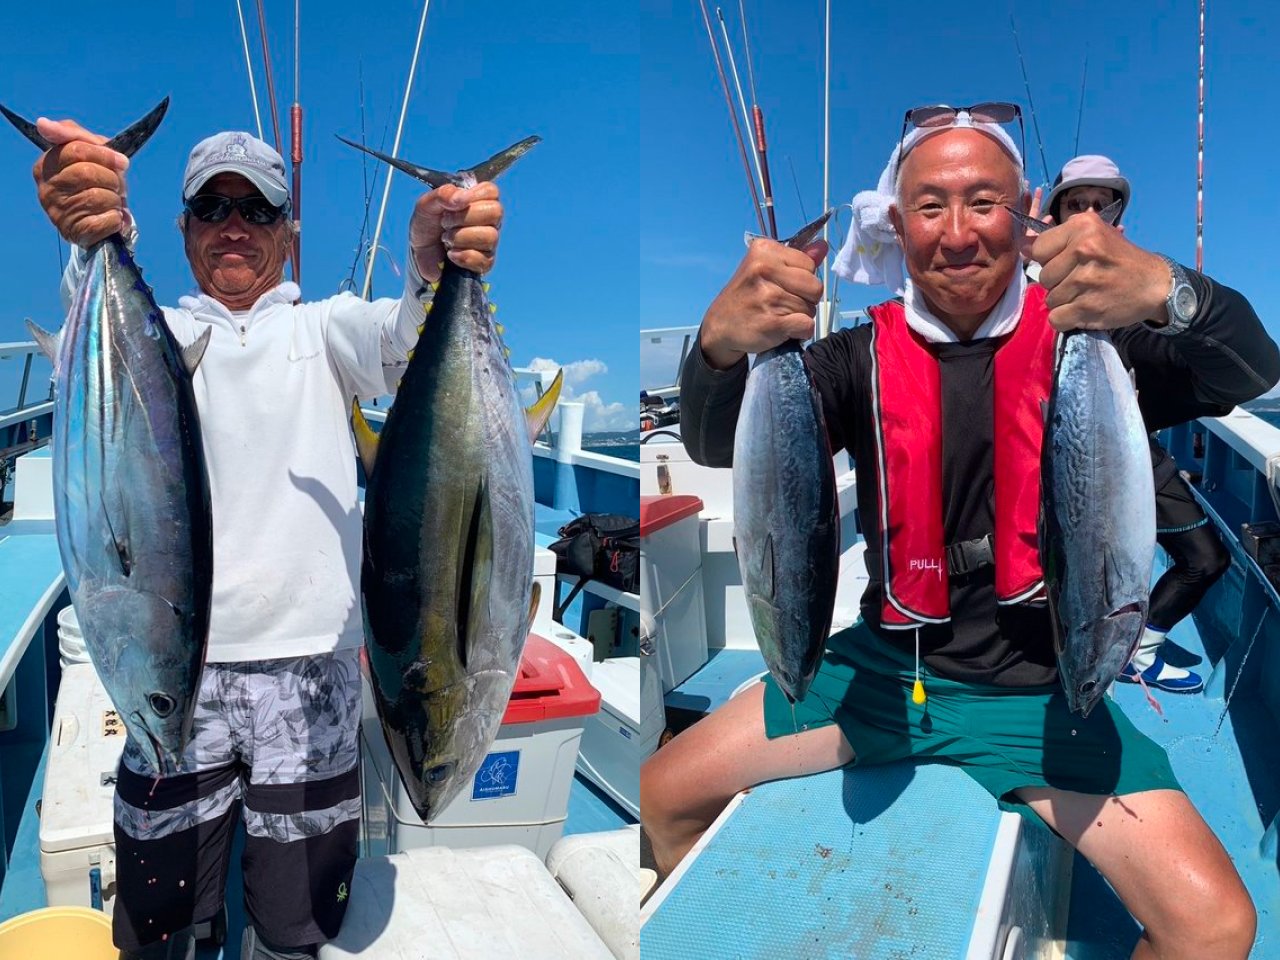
xmin=866 ymin=285 xmax=1056 ymax=628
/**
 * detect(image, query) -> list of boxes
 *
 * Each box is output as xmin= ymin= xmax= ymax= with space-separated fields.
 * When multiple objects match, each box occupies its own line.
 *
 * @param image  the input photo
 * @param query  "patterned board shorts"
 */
xmin=112 ymin=648 xmax=363 ymax=952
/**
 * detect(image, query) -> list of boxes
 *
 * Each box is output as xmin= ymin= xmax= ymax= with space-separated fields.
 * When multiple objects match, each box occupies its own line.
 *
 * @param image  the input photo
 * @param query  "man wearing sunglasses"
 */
xmin=1046 ymin=155 xmax=1227 ymax=697
xmin=32 ymin=121 xmax=503 ymax=960
xmin=644 ymin=104 xmax=1277 ymax=958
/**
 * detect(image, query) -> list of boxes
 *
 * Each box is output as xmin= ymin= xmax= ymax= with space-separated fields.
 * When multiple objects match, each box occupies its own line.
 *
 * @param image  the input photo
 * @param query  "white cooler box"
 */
xmin=319 ymin=844 xmax=614 ymax=959
xmin=639 ymin=495 xmax=708 ymax=692
xmin=362 ymin=634 xmax=601 ymax=861
xmin=39 ymin=662 xmax=126 ymax=913
xmin=575 ymin=655 xmax=663 ymax=819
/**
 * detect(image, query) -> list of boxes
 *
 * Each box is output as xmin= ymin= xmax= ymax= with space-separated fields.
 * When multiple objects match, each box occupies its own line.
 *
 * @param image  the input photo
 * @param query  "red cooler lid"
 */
xmin=503 ymin=635 xmax=601 ymax=724
xmin=640 ymin=494 xmax=704 ymax=536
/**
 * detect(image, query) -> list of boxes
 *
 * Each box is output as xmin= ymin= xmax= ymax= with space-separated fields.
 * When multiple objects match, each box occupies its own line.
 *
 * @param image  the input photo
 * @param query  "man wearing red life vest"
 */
xmin=641 ymin=105 xmax=1279 ymax=959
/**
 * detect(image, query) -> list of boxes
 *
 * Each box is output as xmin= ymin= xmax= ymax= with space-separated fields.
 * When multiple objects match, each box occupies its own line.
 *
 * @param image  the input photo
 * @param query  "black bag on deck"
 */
xmin=549 ymin=513 xmax=639 ymax=617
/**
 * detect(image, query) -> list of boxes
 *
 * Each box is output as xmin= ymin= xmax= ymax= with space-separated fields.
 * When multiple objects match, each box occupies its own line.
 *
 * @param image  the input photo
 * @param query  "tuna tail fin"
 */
xmin=784 ymin=208 xmax=835 ymax=250
xmin=0 ymin=104 xmax=51 ymax=151
xmin=351 ymin=399 xmax=381 ymax=475
xmin=104 ymin=99 xmax=169 ymax=158
xmin=525 ymin=370 xmax=564 ymax=443
xmin=335 ymin=135 xmax=541 ymax=189
xmin=0 ymin=98 xmax=168 ymax=157
xmin=25 ymin=319 xmax=61 ymax=364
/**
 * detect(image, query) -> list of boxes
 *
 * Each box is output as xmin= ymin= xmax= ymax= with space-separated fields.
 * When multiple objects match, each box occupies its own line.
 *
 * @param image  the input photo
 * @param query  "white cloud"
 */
xmin=518 ymin=356 xmax=632 ymax=432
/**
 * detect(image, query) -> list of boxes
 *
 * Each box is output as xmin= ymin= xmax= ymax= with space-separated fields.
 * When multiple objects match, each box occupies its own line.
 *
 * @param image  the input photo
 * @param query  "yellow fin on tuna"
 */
xmin=525 ymin=369 xmax=564 ymax=443
xmin=350 ymin=399 xmax=380 ymax=475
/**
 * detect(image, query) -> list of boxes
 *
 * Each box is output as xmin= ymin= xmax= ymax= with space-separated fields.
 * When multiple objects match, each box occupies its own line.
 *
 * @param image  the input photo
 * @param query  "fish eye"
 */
xmin=1078 ymin=680 xmax=1097 ymax=696
xmin=149 ymin=692 xmax=176 ymax=717
xmin=425 ymin=763 xmax=454 ymax=785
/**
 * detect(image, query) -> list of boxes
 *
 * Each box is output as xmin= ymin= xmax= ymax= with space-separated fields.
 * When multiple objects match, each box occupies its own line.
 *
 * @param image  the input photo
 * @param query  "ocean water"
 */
xmin=1252 ymin=409 xmax=1280 ymax=430
xmin=583 ymin=440 xmax=640 ymax=462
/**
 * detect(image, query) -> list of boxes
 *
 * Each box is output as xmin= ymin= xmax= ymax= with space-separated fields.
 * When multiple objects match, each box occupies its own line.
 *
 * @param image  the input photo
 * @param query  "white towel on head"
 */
xmin=833 ymin=112 xmax=1024 ymax=296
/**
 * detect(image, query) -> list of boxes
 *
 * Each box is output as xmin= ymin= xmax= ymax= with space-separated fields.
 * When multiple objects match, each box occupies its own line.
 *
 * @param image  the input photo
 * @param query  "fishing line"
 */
xmin=787 ymin=155 xmax=807 ymax=222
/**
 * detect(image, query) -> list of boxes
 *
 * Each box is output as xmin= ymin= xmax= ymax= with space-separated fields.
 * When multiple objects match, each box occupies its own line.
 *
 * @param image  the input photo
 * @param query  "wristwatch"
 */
xmin=1151 ymin=255 xmax=1198 ymax=336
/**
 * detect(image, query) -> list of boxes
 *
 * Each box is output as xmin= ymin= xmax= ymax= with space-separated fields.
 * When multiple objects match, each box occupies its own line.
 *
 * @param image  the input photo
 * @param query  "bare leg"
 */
xmin=1016 ymin=787 xmax=1255 ymax=960
xmin=640 ymin=684 xmax=854 ymax=877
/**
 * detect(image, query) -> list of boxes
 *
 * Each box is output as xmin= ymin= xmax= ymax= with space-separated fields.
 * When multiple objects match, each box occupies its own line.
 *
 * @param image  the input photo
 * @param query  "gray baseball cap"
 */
xmin=1045 ymin=154 xmax=1130 ymax=224
xmin=182 ymin=131 xmax=289 ymax=207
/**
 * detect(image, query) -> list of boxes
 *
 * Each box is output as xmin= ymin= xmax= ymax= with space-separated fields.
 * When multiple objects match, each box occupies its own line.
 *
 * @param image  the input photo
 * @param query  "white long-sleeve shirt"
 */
xmin=61 ymin=237 xmax=430 ymax=662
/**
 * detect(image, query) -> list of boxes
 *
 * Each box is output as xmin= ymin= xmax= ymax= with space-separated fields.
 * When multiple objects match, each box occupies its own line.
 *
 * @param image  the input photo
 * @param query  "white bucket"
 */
xmin=56 ymin=606 xmax=90 ymax=669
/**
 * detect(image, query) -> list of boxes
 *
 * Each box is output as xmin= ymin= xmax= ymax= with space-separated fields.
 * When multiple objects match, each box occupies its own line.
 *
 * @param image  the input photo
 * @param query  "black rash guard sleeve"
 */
xmin=1113 ymin=269 xmax=1280 ymax=431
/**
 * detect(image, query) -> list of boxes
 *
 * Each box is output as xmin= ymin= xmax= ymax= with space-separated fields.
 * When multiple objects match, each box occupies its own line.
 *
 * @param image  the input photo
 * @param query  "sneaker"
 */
xmin=1117 ymin=657 xmax=1204 ymax=694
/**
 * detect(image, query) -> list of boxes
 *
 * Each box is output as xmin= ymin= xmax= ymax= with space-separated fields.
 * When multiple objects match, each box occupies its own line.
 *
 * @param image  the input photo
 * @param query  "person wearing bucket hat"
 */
xmin=1049 ymin=154 xmax=1227 ymax=696
xmin=645 ymin=104 xmax=1279 ymax=957
xmin=1045 ymin=153 xmax=1131 ymax=224
xmin=31 ymin=117 xmax=506 ymax=960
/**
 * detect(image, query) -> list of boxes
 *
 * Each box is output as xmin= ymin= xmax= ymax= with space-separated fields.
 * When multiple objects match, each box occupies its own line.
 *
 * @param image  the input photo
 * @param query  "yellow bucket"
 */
xmin=0 ymin=906 xmax=115 ymax=959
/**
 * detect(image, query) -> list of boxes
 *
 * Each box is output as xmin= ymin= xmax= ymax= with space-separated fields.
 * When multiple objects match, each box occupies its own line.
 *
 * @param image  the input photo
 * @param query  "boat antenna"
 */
xmin=361 ymin=0 xmax=433 ymax=300
xmin=1073 ymin=47 xmax=1088 ymax=156
xmin=1009 ymin=11 xmax=1051 ymax=186
xmin=290 ymin=0 xmax=303 ymax=285
xmin=730 ymin=3 xmax=778 ymax=238
xmin=234 ymin=0 xmax=264 ymax=140
xmin=1196 ymin=0 xmax=1205 ymax=271
xmin=697 ymin=0 xmax=767 ymax=235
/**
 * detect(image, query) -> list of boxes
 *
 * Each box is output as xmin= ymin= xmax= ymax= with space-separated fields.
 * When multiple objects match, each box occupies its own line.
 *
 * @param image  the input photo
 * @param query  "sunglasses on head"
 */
xmin=184 ymin=193 xmax=290 ymax=226
xmin=897 ymin=102 xmax=1026 ymax=171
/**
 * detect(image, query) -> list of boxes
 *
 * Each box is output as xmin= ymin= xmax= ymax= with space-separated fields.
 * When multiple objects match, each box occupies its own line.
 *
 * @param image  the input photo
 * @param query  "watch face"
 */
xmin=1174 ymin=283 xmax=1197 ymax=320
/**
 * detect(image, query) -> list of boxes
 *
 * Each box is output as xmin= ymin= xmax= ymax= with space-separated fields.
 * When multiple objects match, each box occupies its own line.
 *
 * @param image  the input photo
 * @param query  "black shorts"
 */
xmin=112 ymin=651 xmax=363 ymax=952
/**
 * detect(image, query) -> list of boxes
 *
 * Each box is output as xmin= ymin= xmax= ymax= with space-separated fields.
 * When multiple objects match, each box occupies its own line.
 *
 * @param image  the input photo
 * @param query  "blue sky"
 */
xmin=0 ymin=0 xmax=638 ymax=430
xmin=641 ymin=0 xmax=1280 ymax=391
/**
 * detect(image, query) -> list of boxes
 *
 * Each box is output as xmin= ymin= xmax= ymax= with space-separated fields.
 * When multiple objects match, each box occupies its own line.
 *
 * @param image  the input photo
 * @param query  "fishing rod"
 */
xmin=698 ymin=0 xmax=767 ymax=235
xmin=291 ymin=0 xmax=303 ymax=286
xmin=1196 ymin=0 xmax=1205 ymax=271
xmin=254 ymin=0 xmax=285 ymax=157
xmin=234 ymin=0 xmax=264 ymax=141
xmin=734 ymin=1 xmax=778 ymax=239
xmin=716 ymin=7 xmax=766 ymax=217
xmin=1009 ymin=11 xmax=1051 ymax=187
xmin=820 ymin=0 xmax=832 ymax=339
xmin=362 ymin=0 xmax=433 ymax=300
xmin=1073 ymin=47 xmax=1089 ymax=157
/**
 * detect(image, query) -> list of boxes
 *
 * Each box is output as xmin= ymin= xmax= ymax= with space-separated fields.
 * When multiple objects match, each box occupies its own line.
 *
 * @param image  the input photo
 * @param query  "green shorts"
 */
xmin=761 ymin=621 xmax=1181 ymax=824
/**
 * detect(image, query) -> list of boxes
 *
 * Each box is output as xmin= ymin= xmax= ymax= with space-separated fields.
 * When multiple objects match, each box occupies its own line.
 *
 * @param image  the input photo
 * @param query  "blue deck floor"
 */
xmin=647 ymin=551 xmax=1280 ymax=958
xmin=1063 ymin=569 xmax=1280 ymax=958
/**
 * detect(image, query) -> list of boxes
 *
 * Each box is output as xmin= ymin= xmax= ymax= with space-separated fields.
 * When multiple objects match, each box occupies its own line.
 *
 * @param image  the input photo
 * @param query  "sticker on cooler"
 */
xmin=472 ymin=750 xmax=521 ymax=801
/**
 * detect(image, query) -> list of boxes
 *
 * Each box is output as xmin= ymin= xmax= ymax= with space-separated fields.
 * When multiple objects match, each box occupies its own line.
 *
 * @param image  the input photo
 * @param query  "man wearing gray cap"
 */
xmin=32 ymin=117 xmax=504 ymax=960
xmin=1048 ymin=154 xmax=1228 ymax=695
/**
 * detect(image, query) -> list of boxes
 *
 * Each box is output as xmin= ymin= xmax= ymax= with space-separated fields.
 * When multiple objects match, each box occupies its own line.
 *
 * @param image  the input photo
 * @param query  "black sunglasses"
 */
xmin=897 ymin=102 xmax=1025 ymax=173
xmin=184 ymin=193 xmax=290 ymax=226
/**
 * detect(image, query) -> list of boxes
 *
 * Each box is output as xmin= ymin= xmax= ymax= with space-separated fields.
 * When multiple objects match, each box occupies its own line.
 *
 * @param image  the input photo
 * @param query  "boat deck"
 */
xmin=642 ymin=551 xmax=1280 ymax=958
xmin=0 ymin=488 xmax=638 ymax=955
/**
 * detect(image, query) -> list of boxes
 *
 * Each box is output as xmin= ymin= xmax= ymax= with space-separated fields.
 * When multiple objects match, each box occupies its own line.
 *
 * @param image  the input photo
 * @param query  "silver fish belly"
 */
xmin=1041 ymin=330 xmax=1154 ymax=717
